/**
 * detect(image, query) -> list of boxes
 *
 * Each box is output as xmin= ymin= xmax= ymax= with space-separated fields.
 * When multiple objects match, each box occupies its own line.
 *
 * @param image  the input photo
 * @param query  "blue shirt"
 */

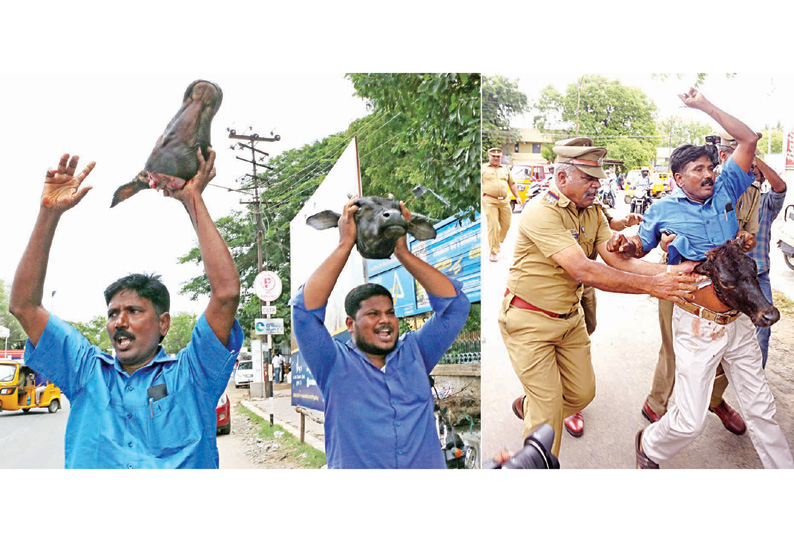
xmin=290 ymin=280 xmax=470 ymax=469
xmin=747 ymin=187 xmax=787 ymax=274
xmin=24 ymin=313 xmax=243 ymax=469
xmin=638 ymin=157 xmax=755 ymax=264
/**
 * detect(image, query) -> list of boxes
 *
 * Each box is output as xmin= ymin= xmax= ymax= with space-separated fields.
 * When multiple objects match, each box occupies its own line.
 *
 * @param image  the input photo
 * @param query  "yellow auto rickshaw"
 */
xmin=0 ymin=361 xmax=62 ymax=413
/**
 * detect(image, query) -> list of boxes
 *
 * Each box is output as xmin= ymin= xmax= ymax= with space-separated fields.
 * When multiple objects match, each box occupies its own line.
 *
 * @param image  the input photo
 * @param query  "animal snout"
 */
xmin=756 ymin=307 xmax=780 ymax=328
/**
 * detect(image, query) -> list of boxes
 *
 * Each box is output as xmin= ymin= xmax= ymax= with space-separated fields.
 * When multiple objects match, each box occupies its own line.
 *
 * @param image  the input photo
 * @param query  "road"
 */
xmin=0 ymin=397 xmax=69 ymax=468
xmin=0 ymin=377 xmax=259 ymax=469
xmin=481 ymin=188 xmax=794 ymax=468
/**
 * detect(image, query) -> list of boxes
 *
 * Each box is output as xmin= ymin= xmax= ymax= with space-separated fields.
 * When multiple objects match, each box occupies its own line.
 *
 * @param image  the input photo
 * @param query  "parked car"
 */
xmin=216 ymin=393 xmax=231 ymax=435
xmin=234 ymin=360 xmax=254 ymax=388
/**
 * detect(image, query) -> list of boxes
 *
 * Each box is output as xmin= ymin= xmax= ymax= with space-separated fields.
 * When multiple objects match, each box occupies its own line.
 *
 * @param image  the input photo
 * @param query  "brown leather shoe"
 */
xmin=641 ymin=400 xmax=661 ymax=423
xmin=709 ymin=400 xmax=747 ymax=435
xmin=511 ymin=396 xmax=525 ymax=420
xmin=636 ymin=429 xmax=659 ymax=469
xmin=563 ymin=412 xmax=584 ymax=437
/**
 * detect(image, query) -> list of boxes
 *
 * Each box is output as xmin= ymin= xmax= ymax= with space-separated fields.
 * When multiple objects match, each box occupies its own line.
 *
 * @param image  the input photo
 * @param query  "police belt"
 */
xmin=483 ymin=193 xmax=507 ymax=200
xmin=505 ymin=289 xmax=578 ymax=319
xmin=677 ymin=300 xmax=741 ymax=325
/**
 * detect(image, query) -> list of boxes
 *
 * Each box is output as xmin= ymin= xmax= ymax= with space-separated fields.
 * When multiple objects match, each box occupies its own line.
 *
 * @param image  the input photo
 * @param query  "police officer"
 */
xmin=482 ymin=148 xmax=521 ymax=262
xmin=500 ymin=138 xmax=699 ymax=457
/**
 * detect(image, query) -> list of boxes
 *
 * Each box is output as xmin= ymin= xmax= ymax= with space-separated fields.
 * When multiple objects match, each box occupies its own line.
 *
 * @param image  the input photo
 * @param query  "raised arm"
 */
xmin=10 ymin=154 xmax=96 ymax=346
xmin=755 ymin=157 xmax=786 ymax=193
xmin=162 ymin=149 xmax=240 ymax=346
xmin=679 ymin=88 xmax=758 ymax=172
xmin=302 ymin=198 xmax=358 ymax=310
xmin=392 ymin=203 xmax=456 ymax=297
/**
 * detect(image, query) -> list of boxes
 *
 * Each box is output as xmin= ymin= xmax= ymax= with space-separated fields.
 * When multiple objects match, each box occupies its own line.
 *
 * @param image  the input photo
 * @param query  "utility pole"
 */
xmin=575 ymin=75 xmax=585 ymax=137
xmin=229 ymin=127 xmax=281 ymax=411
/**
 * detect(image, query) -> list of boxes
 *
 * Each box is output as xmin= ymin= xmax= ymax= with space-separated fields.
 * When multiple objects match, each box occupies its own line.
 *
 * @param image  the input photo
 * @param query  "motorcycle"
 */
xmin=430 ymin=376 xmax=478 ymax=468
xmin=629 ymin=185 xmax=653 ymax=215
xmin=597 ymin=178 xmax=616 ymax=208
xmin=779 ymin=204 xmax=794 ymax=271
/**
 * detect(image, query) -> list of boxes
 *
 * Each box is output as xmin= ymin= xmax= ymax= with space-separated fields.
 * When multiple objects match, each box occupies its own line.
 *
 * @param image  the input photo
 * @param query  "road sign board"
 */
xmin=254 ymin=271 xmax=282 ymax=302
xmin=261 ymin=305 xmax=277 ymax=315
xmin=255 ymin=318 xmax=284 ymax=335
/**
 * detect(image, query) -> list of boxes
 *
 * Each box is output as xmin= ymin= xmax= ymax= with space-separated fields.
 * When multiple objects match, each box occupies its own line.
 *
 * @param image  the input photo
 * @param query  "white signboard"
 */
xmin=0 ymin=325 xmax=9 ymax=339
xmin=254 ymin=271 xmax=283 ymax=302
xmin=261 ymin=305 xmax=277 ymax=315
xmin=255 ymin=318 xmax=285 ymax=335
xmin=289 ymin=138 xmax=366 ymax=333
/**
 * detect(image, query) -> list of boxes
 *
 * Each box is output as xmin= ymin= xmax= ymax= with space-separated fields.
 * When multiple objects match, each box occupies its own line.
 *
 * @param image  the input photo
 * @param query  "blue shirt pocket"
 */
xmin=146 ymin=388 xmax=201 ymax=458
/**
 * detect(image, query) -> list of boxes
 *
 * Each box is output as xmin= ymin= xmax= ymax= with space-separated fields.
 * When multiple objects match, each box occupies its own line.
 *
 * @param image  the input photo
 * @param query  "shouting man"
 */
xmin=10 ymin=150 xmax=242 ymax=469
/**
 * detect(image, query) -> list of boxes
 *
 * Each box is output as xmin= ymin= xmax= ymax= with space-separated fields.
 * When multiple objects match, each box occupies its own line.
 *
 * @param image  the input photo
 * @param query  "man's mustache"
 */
xmin=113 ymin=329 xmax=135 ymax=341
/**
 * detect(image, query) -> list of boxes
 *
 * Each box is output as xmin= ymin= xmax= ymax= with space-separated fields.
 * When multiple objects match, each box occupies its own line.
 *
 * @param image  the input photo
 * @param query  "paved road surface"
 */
xmin=482 ymin=189 xmax=794 ymax=468
xmin=0 ymin=397 xmax=69 ymax=469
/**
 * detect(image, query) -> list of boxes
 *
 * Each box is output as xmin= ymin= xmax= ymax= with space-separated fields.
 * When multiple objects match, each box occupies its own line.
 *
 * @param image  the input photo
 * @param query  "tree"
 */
xmin=533 ymin=75 xmax=659 ymax=171
xmin=163 ymin=312 xmax=197 ymax=355
xmin=0 ymin=280 xmax=26 ymax=350
xmin=347 ymin=73 xmax=481 ymax=217
xmin=180 ymin=74 xmax=482 ymax=340
xmin=482 ymin=75 xmax=529 ymax=160
xmin=657 ymin=115 xmax=714 ymax=149
xmin=759 ymin=128 xmax=784 ymax=157
xmin=67 ymin=316 xmax=111 ymax=352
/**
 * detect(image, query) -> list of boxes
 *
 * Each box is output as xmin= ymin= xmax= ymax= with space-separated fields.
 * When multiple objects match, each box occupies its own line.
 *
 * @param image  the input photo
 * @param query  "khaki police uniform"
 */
xmin=499 ymin=138 xmax=611 ymax=456
xmin=482 ymin=152 xmax=515 ymax=256
xmin=645 ymin=146 xmax=762 ymax=416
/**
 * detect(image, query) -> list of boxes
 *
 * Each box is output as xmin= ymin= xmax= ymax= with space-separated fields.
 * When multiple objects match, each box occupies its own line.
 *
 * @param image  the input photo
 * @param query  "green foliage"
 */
xmin=347 ymin=73 xmax=481 ymax=218
xmin=533 ymin=75 xmax=658 ymax=171
xmin=652 ymin=73 xmax=737 ymax=88
xmin=180 ymin=74 xmax=481 ymax=341
xmin=163 ymin=312 xmax=197 ymax=355
xmin=67 ymin=316 xmax=111 ymax=352
xmin=758 ymin=129 xmax=784 ymax=157
xmin=656 ymin=116 xmax=714 ymax=149
xmin=482 ymin=75 xmax=529 ymax=160
xmin=0 ymin=280 xmax=26 ymax=349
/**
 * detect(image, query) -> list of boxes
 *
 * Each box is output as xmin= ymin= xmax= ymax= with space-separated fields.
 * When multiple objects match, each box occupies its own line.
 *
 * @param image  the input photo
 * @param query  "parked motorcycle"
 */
xmin=430 ymin=376 xmax=477 ymax=468
xmin=779 ymin=204 xmax=794 ymax=271
xmin=629 ymin=185 xmax=653 ymax=215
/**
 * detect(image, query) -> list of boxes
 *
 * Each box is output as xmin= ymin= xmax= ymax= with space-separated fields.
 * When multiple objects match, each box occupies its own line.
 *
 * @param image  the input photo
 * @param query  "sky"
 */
xmin=502 ymin=73 xmax=794 ymax=146
xmin=0 ymin=74 xmax=370 ymax=322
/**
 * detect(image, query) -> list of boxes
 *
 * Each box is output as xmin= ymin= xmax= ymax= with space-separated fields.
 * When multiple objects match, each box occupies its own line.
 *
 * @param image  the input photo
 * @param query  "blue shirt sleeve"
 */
xmin=637 ymin=199 xmax=663 ymax=252
xmin=176 ymin=313 xmax=243 ymax=400
xmin=412 ymin=279 xmax=470 ymax=373
xmin=720 ymin=156 xmax=756 ymax=202
xmin=23 ymin=314 xmax=103 ymax=398
xmin=290 ymin=287 xmax=340 ymax=390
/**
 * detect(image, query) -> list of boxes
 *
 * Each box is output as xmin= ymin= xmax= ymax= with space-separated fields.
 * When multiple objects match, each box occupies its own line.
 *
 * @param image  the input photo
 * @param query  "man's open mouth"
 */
xmin=375 ymin=326 xmax=394 ymax=341
xmin=701 ymin=180 xmax=714 ymax=188
xmin=114 ymin=332 xmax=135 ymax=349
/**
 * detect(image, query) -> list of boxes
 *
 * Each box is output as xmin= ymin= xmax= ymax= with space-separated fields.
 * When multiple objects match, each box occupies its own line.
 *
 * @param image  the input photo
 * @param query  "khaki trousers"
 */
xmin=498 ymin=295 xmax=596 ymax=457
xmin=483 ymin=196 xmax=511 ymax=255
xmin=643 ymin=308 xmax=793 ymax=468
xmin=646 ymin=298 xmax=729 ymax=415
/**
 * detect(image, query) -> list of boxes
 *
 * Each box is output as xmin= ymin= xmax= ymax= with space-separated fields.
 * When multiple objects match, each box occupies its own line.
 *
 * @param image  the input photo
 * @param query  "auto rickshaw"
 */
xmin=0 ymin=361 xmax=61 ymax=413
xmin=623 ymin=167 xmax=671 ymax=203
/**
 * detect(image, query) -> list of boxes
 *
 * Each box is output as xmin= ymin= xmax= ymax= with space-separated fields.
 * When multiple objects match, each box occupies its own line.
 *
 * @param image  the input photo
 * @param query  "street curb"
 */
xmin=240 ymin=400 xmax=326 ymax=454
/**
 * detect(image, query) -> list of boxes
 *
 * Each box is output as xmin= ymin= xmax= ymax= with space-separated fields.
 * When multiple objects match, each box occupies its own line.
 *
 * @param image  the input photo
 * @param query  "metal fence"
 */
xmin=438 ymin=331 xmax=481 ymax=365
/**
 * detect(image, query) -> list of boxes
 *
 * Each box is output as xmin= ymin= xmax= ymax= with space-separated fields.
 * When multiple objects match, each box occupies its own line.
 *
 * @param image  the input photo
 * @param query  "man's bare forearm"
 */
xmin=9 ymin=209 xmax=61 ymax=344
xmin=757 ymin=158 xmax=786 ymax=193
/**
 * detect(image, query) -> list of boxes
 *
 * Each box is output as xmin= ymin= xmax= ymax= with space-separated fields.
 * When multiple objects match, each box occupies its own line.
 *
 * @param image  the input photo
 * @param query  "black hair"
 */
xmin=344 ymin=283 xmax=393 ymax=318
xmin=104 ymin=273 xmax=170 ymax=315
xmin=669 ymin=144 xmax=718 ymax=176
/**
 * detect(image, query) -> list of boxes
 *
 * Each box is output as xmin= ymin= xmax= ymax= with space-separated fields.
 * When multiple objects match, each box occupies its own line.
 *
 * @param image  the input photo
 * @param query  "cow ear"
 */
xmin=407 ymin=215 xmax=437 ymax=241
xmin=306 ymin=210 xmax=341 ymax=230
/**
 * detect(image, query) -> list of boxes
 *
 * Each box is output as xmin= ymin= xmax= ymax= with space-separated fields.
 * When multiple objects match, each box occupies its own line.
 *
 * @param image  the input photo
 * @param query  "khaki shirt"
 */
xmin=482 ymin=163 xmax=514 ymax=198
xmin=736 ymin=181 xmax=761 ymax=234
xmin=506 ymin=186 xmax=612 ymax=314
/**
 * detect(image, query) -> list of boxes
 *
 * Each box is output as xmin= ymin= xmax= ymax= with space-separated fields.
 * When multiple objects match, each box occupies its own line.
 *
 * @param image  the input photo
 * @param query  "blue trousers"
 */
xmin=756 ymin=270 xmax=772 ymax=369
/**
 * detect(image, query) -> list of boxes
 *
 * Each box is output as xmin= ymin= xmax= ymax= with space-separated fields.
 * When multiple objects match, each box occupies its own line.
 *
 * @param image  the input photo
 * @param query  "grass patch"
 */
xmin=238 ymin=405 xmax=326 ymax=469
xmin=773 ymin=290 xmax=794 ymax=316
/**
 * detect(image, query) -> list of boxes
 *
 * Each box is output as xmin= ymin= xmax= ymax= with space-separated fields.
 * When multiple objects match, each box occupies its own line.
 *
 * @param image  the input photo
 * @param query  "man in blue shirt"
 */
xmin=291 ymin=199 xmax=470 ymax=468
xmin=746 ymin=157 xmax=787 ymax=368
xmin=10 ymin=149 xmax=242 ymax=469
xmin=613 ymin=89 xmax=793 ymax=468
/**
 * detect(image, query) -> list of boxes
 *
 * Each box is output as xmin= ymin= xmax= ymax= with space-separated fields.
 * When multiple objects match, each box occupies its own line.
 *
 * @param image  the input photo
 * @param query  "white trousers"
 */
xmin=643 ymin=306 xmax=793 ymax=469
